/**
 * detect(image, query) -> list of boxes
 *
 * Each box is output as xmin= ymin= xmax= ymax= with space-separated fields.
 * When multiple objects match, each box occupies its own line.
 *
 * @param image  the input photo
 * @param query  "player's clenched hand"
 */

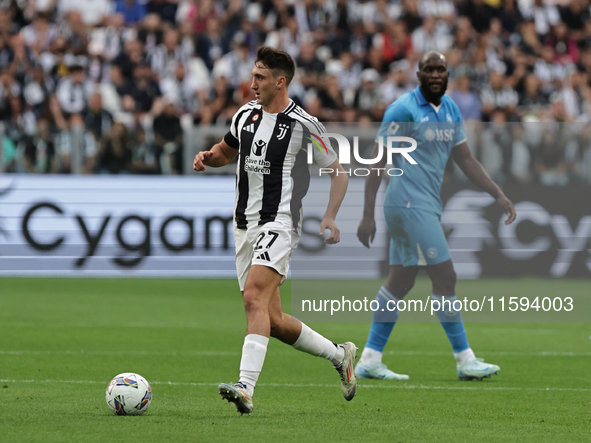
xmin=357 ymin=216 xmax=376 ymax=248
xmin=497 ymin=195 xmax=516 ymax=225
xmin=193 ymin=151 xmax=214 ymax=171
xmin=320 ymin=217 xmax=340 ymax=244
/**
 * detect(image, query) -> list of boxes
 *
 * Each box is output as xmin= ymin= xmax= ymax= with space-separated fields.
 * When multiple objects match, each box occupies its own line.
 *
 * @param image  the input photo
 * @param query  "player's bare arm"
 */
xmin=357 ymin=142 xmax=387 ymax=248
xmin=452 ymin=141 xmax=516 ymax=225
xmin=321 ymin=159 xmax=349 ymax=244
xmin=193 ymin=138 xmax=238 ymax=171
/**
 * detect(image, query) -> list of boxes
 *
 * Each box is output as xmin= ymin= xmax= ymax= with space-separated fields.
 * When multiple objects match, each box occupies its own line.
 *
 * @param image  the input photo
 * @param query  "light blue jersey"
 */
xmin=364 ymin=87 xmax=476 ymax=366
xmin=378 ymin=86 xmax=466 ymax=215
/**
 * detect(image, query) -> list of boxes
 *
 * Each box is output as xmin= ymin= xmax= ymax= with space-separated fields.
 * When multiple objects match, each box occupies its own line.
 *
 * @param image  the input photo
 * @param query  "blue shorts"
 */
xmin=383 ymin=206 xmax=451 ymax=267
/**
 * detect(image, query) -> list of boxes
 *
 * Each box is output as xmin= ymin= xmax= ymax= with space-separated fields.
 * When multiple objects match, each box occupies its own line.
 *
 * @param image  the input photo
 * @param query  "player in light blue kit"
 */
xmin=355 ymin=51 xmax=516 ymax=381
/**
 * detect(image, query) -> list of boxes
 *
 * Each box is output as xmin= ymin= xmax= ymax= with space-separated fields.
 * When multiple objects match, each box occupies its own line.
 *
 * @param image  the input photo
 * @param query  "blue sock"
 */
xmin=365 ymin=286 xmax=400 ymax=353
xmin=431 ymin=294 xmax=469 ymax=353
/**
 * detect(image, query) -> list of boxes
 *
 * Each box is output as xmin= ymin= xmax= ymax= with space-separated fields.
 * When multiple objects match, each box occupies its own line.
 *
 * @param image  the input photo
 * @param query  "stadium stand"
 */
xmin=0 ymin=0 xmax=590 ymax=184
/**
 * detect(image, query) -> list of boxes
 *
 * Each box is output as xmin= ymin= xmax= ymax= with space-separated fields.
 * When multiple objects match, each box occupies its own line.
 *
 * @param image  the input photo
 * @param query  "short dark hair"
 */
xmin=418 ymin=51 xmax=447 ymax=71
xmin=70 ymin=65 xmax=84 ymax=73
xmin=255 ymin=46 xmax=295 ymax=86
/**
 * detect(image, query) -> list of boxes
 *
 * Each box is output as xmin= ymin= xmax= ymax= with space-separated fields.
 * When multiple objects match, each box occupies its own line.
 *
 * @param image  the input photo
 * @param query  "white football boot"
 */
xmin=333 ymin=342 xmax=358 ymax=401
xmin=354 ymin=361 xmax=410 ymax=380
xmin=457 ymin=357 xmax=500 ymax=381
xmin=218 ymin=382 xmax=254 ymax=415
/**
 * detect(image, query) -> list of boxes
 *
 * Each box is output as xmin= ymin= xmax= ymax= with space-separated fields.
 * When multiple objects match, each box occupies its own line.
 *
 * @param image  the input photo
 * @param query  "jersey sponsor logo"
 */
xmin=243 ymin=123 xmax=255 ymax=133
xmin=425 ymin=128 xmax=455 ymax=142
xmin=245 ymin=136 xmax=270 ymax=173
xmin=244 ymin=156 xmax=270 ymax=174
xmin=252 ymin=139 xmax=267 ymax=156
xmin=277 ymin=123 xmax=290 ymax=140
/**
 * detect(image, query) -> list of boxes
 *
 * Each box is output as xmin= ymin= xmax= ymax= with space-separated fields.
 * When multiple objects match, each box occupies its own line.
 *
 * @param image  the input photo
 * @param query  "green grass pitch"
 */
xmin=0 ymin=277 xmax=589 ymax=442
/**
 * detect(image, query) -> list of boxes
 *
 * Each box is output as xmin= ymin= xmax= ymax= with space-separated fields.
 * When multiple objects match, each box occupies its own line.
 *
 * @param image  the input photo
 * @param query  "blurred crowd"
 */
xmin=1 ymin=0 xmax=591 ymax=184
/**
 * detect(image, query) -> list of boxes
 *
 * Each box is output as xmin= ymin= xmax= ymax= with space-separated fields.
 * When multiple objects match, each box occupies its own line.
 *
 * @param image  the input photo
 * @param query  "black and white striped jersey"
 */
xmin=223 ymin=100 xmax=337 ymax=231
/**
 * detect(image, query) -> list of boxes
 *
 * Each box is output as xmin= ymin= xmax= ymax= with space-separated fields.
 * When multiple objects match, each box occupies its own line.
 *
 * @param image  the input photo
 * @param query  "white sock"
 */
xmin=360 ymin=347 xmax=383 ymax=366
xmin=292 ymin=323 xmax=344 ymax=365
xmin=238 ymin=334 xmax=269 ymax=395
xmin=453 ymin=347 xmax=475 ymax=367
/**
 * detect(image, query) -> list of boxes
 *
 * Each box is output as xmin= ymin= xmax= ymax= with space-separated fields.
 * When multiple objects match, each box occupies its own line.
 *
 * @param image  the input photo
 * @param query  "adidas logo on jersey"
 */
xmin=255 ymin=251 xmax=271 ymax=261
xmin=243 ymin=124 xmax=255 ymax=133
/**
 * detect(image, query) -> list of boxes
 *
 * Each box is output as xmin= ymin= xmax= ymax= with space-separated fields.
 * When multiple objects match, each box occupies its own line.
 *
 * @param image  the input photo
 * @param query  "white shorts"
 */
xmin=234 ymin=222 xmax=300 ymax=291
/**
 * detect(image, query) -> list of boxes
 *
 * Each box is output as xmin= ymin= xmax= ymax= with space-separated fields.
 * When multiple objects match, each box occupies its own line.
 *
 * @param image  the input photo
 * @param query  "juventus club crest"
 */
xmin=277 ymin=123 xmax=290 ymax=140
xmin=253 ymin=139 xmax=267 ymax=156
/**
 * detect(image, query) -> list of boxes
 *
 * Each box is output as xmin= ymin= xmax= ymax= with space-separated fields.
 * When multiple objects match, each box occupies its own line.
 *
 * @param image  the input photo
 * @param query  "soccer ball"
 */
xmin=105 ymin=372 xmax=152 ymax=416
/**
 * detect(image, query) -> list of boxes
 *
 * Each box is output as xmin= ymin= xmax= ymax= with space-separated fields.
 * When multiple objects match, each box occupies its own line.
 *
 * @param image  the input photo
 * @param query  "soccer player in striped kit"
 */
xmin=193 ymin=46 xmax=357 ymax=415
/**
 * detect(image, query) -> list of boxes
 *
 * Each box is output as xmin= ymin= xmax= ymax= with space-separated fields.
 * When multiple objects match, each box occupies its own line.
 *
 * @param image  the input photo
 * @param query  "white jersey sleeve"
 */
xmin=295 ymin=116 xmax=338 ymax=168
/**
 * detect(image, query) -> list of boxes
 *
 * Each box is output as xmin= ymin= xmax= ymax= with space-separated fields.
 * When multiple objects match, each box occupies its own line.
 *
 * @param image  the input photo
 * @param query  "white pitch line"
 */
xmin=383 ymin=351 xmax=591 ymax=357
xmin=1 ymin=350 xmax=591 ymax=357
xmin=1 ymin=379 xmax=590 ymax=393
xmin=0 ymin=350 xmax=239 ymax=356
